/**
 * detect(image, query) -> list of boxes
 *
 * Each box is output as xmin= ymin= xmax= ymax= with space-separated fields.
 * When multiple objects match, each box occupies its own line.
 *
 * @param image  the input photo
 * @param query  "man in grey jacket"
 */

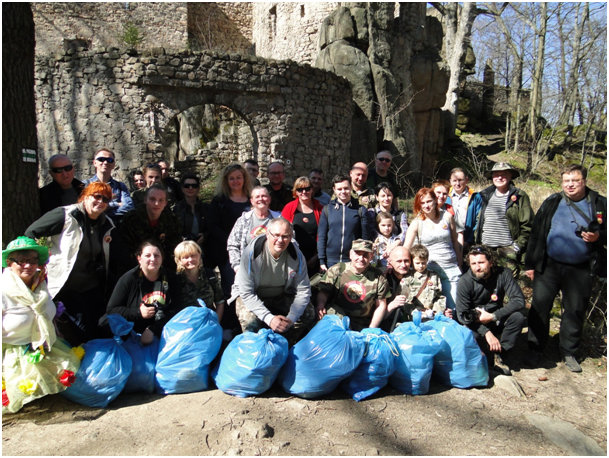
xmin=231 ymin=217 xmax=315 ymax=345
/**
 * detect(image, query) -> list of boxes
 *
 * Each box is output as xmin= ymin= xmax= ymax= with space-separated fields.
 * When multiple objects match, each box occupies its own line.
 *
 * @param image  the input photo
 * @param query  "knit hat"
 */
xmin=2 ymin=237 xmax=49 ymax=268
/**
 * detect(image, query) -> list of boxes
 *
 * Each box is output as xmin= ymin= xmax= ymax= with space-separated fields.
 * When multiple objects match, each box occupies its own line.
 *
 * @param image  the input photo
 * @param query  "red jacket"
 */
xmin=281 ymin=198 xmax=324 ymax=224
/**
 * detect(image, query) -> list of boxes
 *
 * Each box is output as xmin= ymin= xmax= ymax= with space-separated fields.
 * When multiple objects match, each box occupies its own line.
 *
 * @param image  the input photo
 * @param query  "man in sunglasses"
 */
xmin=39 ymin=154 xmax=84 ymax=215
xmin=366 ymin=150 xmax=398 ymax=199
xmin=84 ymin=148 xmax=134 ymax=222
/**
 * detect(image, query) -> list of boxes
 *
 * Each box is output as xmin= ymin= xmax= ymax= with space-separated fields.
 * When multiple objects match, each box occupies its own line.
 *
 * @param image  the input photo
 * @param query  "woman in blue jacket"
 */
xmin=317 ymin=175 xmax=371 ymax=271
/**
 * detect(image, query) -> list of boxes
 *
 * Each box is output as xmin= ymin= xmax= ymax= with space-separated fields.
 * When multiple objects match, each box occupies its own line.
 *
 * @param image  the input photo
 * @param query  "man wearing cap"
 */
xmin=367 ymin=150 xmax=398 ymax=198
xmin=84 ymin=148 xmax=134 ymax=221
xmin=350 ymin=162 xmax=377 ymax=208
xmin=231 ymin=217 xmax=315 ymax=345
xmin=39 ymin=154 xmax=84 ymax=215
xmin=456 ymin=245 xmax=526 ymax=376
xmin=464 ymin=162 xmax=534 ymax=276
xmin=315 ymin=239 xmax=391 ymax=331
xmin=525 ymin=164 xmax=606 ymax=372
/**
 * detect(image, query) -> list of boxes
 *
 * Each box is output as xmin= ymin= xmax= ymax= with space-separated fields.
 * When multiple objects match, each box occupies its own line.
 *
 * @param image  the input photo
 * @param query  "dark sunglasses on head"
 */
xmin=51 ymin=164 xmax=73 ymax=173
xmin=296 ymin=186 xmax=312 ymax=193
xmin=95 ymin=157 xmax=115 ymax=163
xmin=92 ymin=194 xmax=111 ymax=204
xmin=377 ymin=157 xmax=391 ymax=163
xmin=183 ymin=183 xmax=199 ymax=189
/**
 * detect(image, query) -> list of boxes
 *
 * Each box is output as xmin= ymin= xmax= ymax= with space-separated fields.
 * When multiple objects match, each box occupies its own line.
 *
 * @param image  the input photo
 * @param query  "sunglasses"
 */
xmin=296 ymin=186 xmax=312 ymax=193
xmin=95 ymin=157 xmax=115 ymax=163
xmin=8 ymin=257 xmax=39 ymax=267
xmin=92 ymin=194 xmax=111 ymax=204
xmin=183 ymin=183 xmax=199 ymax=189
xmin=377 ymin=157 xmax=391 ymax=163
xmin=51 ymin=165 xmax=73 ymax=173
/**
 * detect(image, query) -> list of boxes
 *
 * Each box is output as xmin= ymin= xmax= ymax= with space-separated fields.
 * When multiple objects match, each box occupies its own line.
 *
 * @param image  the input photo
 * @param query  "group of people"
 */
xmin=2 ymin=147 xmax=605 ymax=411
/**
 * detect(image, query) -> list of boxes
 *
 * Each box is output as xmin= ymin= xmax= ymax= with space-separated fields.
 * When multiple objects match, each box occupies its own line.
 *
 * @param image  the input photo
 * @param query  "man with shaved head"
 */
xmin=380 ymin=245 xmax=412 ymax=331
xmin=39 ymin=154 xmax=84 ymax=215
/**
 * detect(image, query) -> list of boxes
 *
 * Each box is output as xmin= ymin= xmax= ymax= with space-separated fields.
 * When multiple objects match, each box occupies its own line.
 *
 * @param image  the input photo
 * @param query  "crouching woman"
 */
xmin=105 ymin=240 xmax=179 ymax=344
xmin=2 ymin=237 xmax=80 ymax=413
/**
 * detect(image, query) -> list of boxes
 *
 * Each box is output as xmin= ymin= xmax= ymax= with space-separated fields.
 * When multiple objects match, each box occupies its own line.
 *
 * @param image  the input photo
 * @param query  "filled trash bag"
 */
xmin=341 ymin=328 xmax=400 ymax=401
xmin=421 ymin=313 xmax=489 ymax=389
xmin=389 ymin=311 xmax=444 ymax=395
xmin=155 ymin=304 xmax=222 ymax=394
xmin=2 ymin=338 xmax=81 ymax=414
xmin=278 ymin=315 xmax=366 ymax=399
xmin=62 ymin=314 xmax=133 ymax=407
xmin=212 ymin=329 xmax=288 ymax=398
xmin=122 ymin=332 xmax=160 ymax=394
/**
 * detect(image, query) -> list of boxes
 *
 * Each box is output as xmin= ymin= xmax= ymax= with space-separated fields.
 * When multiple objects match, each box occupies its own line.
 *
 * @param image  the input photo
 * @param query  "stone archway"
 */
xmin=35 ymin=48 xmax=354 ymax=186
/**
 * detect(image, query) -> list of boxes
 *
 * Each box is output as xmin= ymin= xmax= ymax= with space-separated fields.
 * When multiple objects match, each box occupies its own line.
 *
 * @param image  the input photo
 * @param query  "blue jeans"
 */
xmin=427 ymin=261 xmax=462 ymax=311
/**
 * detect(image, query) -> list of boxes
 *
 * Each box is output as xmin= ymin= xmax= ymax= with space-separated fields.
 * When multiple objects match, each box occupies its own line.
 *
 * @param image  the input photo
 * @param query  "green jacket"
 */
xmin=466 ymin=183 xmax=534 ymax=252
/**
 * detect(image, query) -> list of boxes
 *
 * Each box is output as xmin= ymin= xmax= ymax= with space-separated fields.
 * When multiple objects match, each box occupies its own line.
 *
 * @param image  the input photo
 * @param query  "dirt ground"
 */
xmin=2 ymin=331 xmax=606 ymax=456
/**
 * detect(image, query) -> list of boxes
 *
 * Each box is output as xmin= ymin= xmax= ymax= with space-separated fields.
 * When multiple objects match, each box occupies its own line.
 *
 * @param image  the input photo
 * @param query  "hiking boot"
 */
xmin=493 ymin=354 xmax=512 ymax=376
xmin=564 ymin=355 xmax=582 ymax=373
xmin=523 ymin=350 xmax=543 ymax=369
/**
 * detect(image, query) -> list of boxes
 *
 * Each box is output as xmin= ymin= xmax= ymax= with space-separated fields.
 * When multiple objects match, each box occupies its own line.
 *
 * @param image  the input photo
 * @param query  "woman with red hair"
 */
xmin=404 ymin=187 xmax=462 ymax=312
xmin=25 ymin=181 xmax=119 ymax=345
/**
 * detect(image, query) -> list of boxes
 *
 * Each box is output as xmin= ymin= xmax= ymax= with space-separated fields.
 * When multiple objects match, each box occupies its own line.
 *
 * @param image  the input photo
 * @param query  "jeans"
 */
xmin=427 ymin=261 xmax=462 ymax=311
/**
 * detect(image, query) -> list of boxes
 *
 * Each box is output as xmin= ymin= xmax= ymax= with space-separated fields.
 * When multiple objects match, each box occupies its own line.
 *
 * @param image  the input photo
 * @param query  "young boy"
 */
xmin=397 ymin=244 xmax=450 ymax=320
xmin=372 ymin=212 xmax=402 ymax=269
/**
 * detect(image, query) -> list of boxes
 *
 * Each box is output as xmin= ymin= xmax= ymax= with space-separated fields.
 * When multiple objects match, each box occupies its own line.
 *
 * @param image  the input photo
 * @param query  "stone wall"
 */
xmin=32 ymin=3 xmax=190 ymax=54
xmin=35 ymin=48 xmax=353 ymax=187
xmin=252 ymin=2 xmax=339 ymax=64
xmin=187 ymin=3 xmax=254 ymax=54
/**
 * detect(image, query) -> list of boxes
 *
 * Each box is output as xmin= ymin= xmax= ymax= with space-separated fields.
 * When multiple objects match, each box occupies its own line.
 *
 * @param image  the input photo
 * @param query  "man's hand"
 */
xmin=319 ymin=264 xmax=328 ymax=273
xmin=485 ymin=331 xmax=501 ymax=352
xmin=525 ymin=269 xmax=535 ymax=281
xmin=140 ymin=303 xmax=156 ymax=319
xmin=270 ymin=315 xmax=293 ymax=333
xmin=387 ymin=295 xmax=406 ymax=312
xmin=140 ymin=327 xmax=154 ymax=345
xmin=582 ymin=231 xmax=600 ymax=243
xmin=315 ymin=304 xmax=327 ymax=320
xmin=477 ymin=309 xmax=495 ymax=324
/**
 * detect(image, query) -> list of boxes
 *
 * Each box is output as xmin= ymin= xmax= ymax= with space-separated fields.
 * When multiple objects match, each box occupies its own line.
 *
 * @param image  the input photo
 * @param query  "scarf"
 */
xmin=2 ymin=269 xmax=57 ymax=349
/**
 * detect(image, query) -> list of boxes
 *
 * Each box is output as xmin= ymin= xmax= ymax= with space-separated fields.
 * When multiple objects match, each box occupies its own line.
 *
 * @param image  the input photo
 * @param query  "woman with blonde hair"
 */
xmin=205 ymin=163 xmax=252 ymax=330
xmin=174 ymin=240 xmax=224 ymax=322
xmin=25 ymin=182 xmax=119 ymax=345
xmin=281 ymin=176 xmax=324 ymax=275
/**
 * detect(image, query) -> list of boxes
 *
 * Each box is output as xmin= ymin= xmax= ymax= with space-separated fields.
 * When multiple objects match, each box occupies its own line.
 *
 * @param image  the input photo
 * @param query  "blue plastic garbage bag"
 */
xmin=421 ymin=313 xmax=489 ymax=388
xmin=389 ymin=311 xmax=444 ymax=395
xmin=155 ymin=304 xmax=222 ymax=394
xmin=278 ymin=315 xmax=366 ymax=399
xmin=62 ymin=314 xmax=133 ymax=407
xmin=212 ymin=329 xmax=288 ymax=398
xmin=122 ymin=333 xmax=160 ymax=394
xmin=341 ymin=328 xmax=400 ymax=401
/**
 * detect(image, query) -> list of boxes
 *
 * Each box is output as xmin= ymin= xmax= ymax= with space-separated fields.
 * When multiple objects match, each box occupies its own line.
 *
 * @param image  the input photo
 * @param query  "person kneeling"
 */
xmin=456 ymin=245 xmax=526 ymax=376
xmin=315 ymin=239 xmax=391 ymax=331
xmin=230 ymin=218 xmax=315 ymax=346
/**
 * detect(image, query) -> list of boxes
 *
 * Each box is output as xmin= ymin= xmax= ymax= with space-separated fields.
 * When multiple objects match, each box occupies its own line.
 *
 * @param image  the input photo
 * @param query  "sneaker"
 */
xmin=564 ymin=355 xmax=582 ymax=373
xmin=494 ymin=354 xmax=512 ymax=376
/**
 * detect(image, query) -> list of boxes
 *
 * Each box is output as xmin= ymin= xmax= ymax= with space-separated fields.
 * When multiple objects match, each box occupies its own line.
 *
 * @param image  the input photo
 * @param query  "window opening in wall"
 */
xmin=300 ymin=5 xmax=305 ymax=17
xmin=269 ymin=5 xmax=277 ymax=39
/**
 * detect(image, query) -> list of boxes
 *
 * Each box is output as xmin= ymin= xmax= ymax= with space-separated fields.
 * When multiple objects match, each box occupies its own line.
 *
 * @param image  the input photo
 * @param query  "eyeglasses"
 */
xmin=8 ymin=257 xmax=39 ymax=267
xmin=95 ymin=157 xmax=115 ymax=164
xmin=296 ymin=186 xmax=312 ymax=193
xmin=51 ymin=165 xmax=73 ymax=173
xmin=183 ymin=183 xmax=199 ymax=189
xmin=91 ymin=194 xmax=111 ymax=204
xmin=268 ymin=232 xmax=290 ymax=241
xmin=269 ymin=171 xmax=284 ymax=175
xmin=377 ymin=157 xmax=391 ymax=163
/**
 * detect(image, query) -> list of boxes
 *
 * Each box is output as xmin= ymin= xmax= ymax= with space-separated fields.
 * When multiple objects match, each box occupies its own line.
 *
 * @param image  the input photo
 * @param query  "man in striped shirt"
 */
xmin=464 ymin=163 xmax=534 ymax=276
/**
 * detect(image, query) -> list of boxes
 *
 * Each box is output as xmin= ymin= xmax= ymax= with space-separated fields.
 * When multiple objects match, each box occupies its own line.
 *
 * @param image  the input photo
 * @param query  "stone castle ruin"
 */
xmin=32 ymin=2 xmax=517 ymax=188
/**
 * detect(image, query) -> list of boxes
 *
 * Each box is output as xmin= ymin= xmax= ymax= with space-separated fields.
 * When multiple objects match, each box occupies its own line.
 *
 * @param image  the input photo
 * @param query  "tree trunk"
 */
xmin=438 ymin=2 xmax=478 ymax=138
xmin=2 ymin=3 xmax=39 ymax=247
xmin=528 ymin=2 xmax=547 ymax=141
